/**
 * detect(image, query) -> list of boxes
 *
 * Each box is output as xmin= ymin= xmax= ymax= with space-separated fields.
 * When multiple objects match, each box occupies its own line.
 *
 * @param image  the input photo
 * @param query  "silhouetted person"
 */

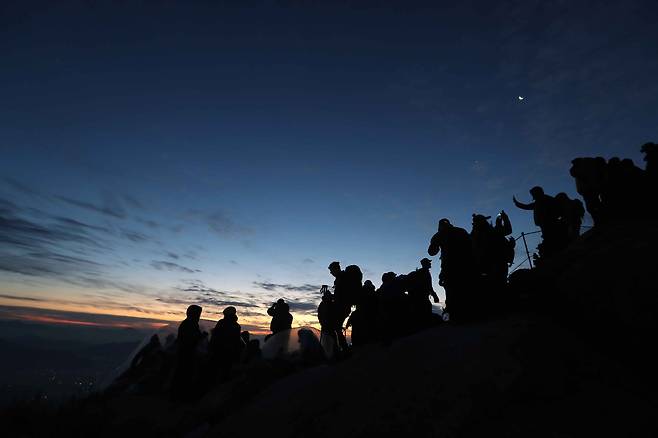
xmin=642 ymin=142 xmax=657 ymax=205
xmin=493 ymin=210 xmax=516 ymax=276
xmin=514 ymin=186 xmax=563 ymax=257
xmin=470 ymin=213 xmax=513 ymax=313
xmin=172 ymin=304 xmax=206 ymax=400
xmin=377 ymin=271 xmax=411 ymax=341
xmin=555 ymin=193 xmax=584 ymax=241
xmin=327 ymin=262 xmax=351 ymax=351
xmin=359 ymin=279 xmax=380 ymax=343
xmin=406 ymin=258 xmax=439 ymax=330
xmin=318 ymin=287 xmax=341 ymax=350
xmin=242 ymin=339 xmax=262 ymax=364
xmin=428 ymin=218 xmax=473 ymax=322
xmin=131 ymin=334 xmax=162 ymax=371
xmin=642 ymin=142 xmax=657 ymax=178
xmin=209 ymin=306 xmax=243 ymax=382
xmin=266 ymin=298 xmax=293 ymax=341
xmin=344 ymin=308 xmax=362 ymax=346
xmin=111 ymin=334 xmax=165 ymax=394
xmin=570 ymin=157 xmax=607 ymax=225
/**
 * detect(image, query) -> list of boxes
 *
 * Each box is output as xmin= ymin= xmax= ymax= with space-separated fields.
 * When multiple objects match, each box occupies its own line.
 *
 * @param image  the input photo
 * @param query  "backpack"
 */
xmin=343 ymin=265 xmax=363 ymax=305
xmin=504 ymin=236 xmax=516 ymax=265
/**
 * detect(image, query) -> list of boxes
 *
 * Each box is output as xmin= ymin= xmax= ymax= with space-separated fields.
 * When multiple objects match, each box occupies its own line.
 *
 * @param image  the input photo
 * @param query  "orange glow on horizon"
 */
xmin=15 ymin=313 xmax=168 ymax=329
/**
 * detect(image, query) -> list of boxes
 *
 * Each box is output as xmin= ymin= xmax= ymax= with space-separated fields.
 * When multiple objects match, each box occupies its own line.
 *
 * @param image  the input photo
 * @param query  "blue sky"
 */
xmin=1 ymin=0 xmax=656 ymax=329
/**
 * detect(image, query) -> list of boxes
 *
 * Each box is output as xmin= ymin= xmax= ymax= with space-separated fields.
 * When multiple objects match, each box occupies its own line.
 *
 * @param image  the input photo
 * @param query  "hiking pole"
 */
xmin=521 ymin=232 xmax=533 ymax=269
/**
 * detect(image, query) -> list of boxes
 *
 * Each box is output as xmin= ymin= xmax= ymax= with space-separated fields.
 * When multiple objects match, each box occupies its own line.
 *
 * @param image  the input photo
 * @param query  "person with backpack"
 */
xmin=513 ymin=186 xmax=562 ymax=258
xmin=406 ymin=258 xmax=440 ymax=330
xmin=428 ymin=218 xmax=474 ymax=322
xmin=327 ymin=261 xmax=353 ymax=351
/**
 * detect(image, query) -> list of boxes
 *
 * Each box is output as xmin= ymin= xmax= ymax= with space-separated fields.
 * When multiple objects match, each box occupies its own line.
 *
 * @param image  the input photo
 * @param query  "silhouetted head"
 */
xmin=529 ymin=186 xmax=544 ymax=199
xmin=438 ymin=218 xmax=451 ymax=231
xmin=280 ymin=302 xmax=290 ymax=313
xmin=471 ymin=214 xmax=491 ymax=227
xmin=641 ymin=142 xmax=657 ymax=161
xmin=363 ymin=280 xmax=375 ymax=293
xmin=381 ymin=271 xmax=396 ymax=284
xmin=321 ymin=290 xmax=332 ymax=301
xmin=420 ymin=258 xmax=431 ymax=269
xmin=555 ymin=192 xmax=569 ymax=202
xmin=277 ymin=298 xmax=285 ymax=305
xmin=328 ymin=261 xmax=341 ymax=277
xmin=621 ymin=158 xmax=636 ymax=169
xmin=186 ymin=304 xmax=202 ymax=321
xmin=223 ymin=306 xmax=237 ymax=321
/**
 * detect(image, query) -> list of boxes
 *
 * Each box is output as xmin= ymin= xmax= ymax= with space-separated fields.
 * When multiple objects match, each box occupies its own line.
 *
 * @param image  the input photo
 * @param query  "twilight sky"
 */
xmin=1 ymin=0 xmax=657 ymax=331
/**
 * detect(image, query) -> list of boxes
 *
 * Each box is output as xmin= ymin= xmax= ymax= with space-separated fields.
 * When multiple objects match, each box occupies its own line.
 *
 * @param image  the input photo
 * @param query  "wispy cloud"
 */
xmin=56 ymin=195 xmax=126 ymax=219
xmin=253 ymin=281 xmax=321 ymax=293
xmin=151 ymin=260 xmax=201 ymax=274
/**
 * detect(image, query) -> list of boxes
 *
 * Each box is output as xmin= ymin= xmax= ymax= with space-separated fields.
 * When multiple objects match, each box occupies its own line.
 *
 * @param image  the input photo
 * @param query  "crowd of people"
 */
xmin=112 ymin=142 xmax=656 ymax=402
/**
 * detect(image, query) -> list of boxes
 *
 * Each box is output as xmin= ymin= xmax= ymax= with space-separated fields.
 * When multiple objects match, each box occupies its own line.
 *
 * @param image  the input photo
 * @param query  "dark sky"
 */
xmin=1 ymin=0 xmax=657 ymax=328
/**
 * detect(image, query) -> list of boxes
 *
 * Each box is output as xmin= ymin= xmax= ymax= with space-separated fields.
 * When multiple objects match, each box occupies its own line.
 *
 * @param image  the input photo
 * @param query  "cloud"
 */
xmin=286 ymin=300 xmax=317 ymax=312
xmin=151 ymin=260 xmax=201 ymax=273
xmin=158 ymin=280 xmax=262 ymax=310
xmin=0 ymin=293 xmax=47 ymax=302
xmin=136 ymin=217 xmax=160 ymax=228
xmin=0 ymin=199 xmax=146 ymax=293
xmin=185 ymin=210 xmax=252 ymax=237
xmin=253 ymin=281 xmax=321 ymax=293
xmin=56 ymin=195 xmax=126 ymax=219
xmin=120 ymin=228 xmax=151 ymax=243
xmin=0 ymin=207 xmax=104 ymax=250
xmin=2 ymin=177 xmax=41 ymax=196
xmin=302 ymin=258 xmax=315 ymax=264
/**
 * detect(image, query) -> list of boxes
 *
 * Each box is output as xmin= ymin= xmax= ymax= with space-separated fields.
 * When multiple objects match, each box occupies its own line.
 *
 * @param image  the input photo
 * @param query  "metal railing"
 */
xmin=508 ymin=226 xmax=593 ymax=275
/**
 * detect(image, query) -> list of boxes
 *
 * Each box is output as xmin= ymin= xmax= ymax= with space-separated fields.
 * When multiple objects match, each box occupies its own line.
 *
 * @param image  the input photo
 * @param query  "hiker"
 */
xmin=406 ymin=258 xmax=440 ymax=330
xmin=172 ymin=305 xmax=206 ymax=400
xmin=131 ymin=334 xmax=162 ymax=371
xmin=377 ymin=271 xmax=411 ymax=340
xmin=318 ymin=287 xmax=342 ymax=353
xmin=428 ymin=218 xmax=473 ymax=322
xmin=641 ymin=142 xmax=657 ymax=206
xmin=327 ymin=262 xmax=351 ymax=351
xmin=360 ymin=279 xmax=380 ymax=343
xmin=570 ymin=157 xmax=607 ymax=225
xmin=555 ymin=193 xmax=585 ymax=241
xmin=266 ymin=298 xmax=293 ymax=341
xmin=513 ymin=186 xmax=563 ymax=257
xmin=209 ymin=306 xmax=243 ymax=382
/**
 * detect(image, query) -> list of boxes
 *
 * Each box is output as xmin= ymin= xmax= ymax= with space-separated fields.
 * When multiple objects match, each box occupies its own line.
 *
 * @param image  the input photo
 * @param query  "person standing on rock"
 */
xmin=328 ymin=261 xmax=351 ymax=351
xmin=428 ymin=218 xmax=473 ymax=323
xmin=406 ymin=258 xmax=440 ymax=329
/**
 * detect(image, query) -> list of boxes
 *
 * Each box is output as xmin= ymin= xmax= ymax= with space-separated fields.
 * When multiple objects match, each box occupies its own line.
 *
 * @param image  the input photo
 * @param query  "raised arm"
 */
xmin=496 ymin=210 xmax=513 ymax=236
xmin=513 ymin=196 xmax=534 ymax=211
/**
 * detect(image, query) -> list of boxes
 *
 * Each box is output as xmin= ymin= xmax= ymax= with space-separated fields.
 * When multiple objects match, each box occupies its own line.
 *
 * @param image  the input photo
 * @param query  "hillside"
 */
xmin=2 ymin=222 xmax=657 ymax=437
